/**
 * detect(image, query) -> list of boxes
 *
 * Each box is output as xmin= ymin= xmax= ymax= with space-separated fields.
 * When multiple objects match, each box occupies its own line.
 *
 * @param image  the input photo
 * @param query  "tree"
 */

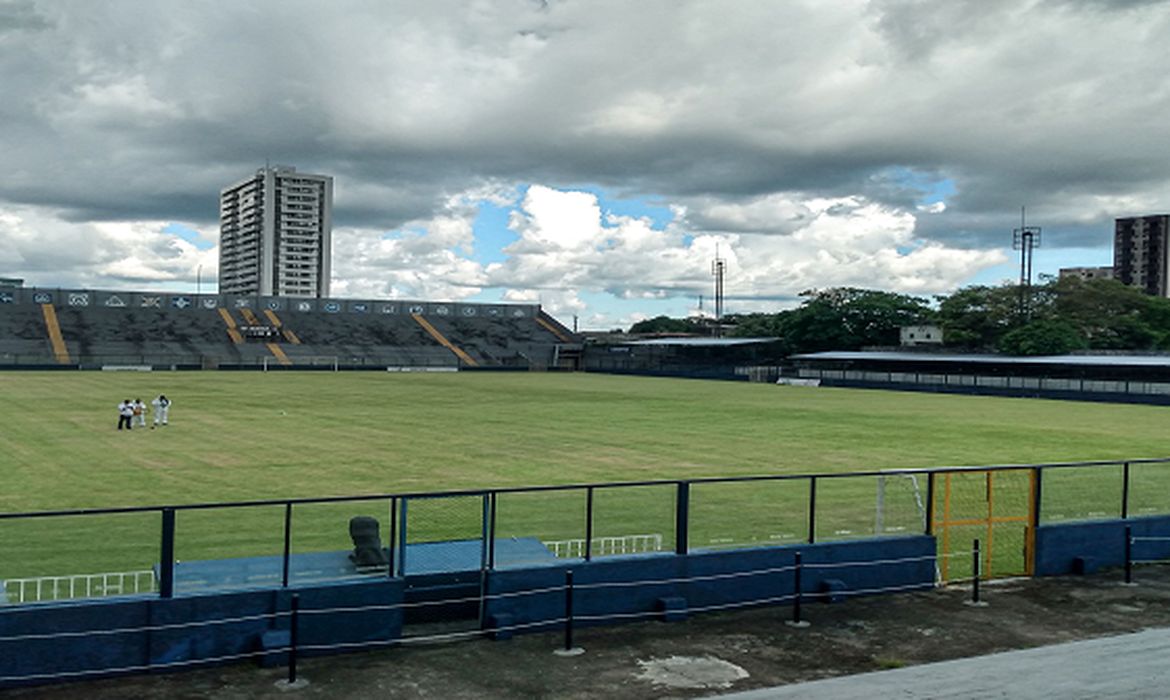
xmin=1050 ymin=276 xmax=1160 ymax=349
xmin=727 ymin=313 xmax=785 ymax=338
xmin=996 ymin=319 xmax=1086 ymax=356
xmin=780 ymin=288 xmax=932 ymax=353
xmin=628 ymin=315 xmax=704 ymax=334
xmin=934 ymin=285 xmax=1024 ymax=350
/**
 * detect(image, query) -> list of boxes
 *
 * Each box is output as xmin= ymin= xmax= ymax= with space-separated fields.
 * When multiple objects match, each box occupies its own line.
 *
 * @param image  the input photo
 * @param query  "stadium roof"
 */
xmin=791 ymin=351 xmax=1170 ymax=368
xmin=623 ymin=337 xmax=782 ymax=347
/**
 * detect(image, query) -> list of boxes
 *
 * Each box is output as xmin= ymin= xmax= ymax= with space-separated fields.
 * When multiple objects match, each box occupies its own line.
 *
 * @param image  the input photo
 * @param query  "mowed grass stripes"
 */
xmin=2 ymin=372 xmax=1170 ymax=578
xmin=3 ymin=371 xmax=1170 ymax=512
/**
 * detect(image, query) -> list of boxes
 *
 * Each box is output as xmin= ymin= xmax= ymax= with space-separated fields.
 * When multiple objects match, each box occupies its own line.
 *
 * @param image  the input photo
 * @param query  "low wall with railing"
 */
xmin=0 ymin=536 xmax=935 ymax=688
xmin=4 ymin=458 xmax=1170 ymax=688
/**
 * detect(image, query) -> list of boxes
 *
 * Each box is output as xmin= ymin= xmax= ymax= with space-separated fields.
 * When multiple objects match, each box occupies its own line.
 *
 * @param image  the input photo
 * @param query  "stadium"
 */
xmin=5 ymin=285 xmax=1170 ymax=696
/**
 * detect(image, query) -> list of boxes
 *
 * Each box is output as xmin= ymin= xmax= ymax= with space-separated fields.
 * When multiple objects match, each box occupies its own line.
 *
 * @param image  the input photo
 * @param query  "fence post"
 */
xmin=807 ymin=477 xmax=818 ymax=544
xmin=387 ymin=497 xmax=398 ymax=578
xmin=675 ymin=482 xmax=689 ymax=555
xmin=159 ymin=508 xmax=175 ymax=599
xmin=972 ymin=539 xmax=981 ymax=605
xmin=585 ymin=487 xmax=595 ymax=562
xmin=281 ymin=502 xmax=292 ymax=588
xmin=1032 ymin=467 xmax=1044 ymax=531
xmin=925 ymin=472 xmax=935 ymax=535
xmin=564 ymin=570 xmax=574 ymax=651
xmin=288 ymin=593 xmax=300 ymax=685
xmin=1122 ymin=462 xmax=1131 ymax=520
xmin=787 ymin=551 xmax=809 ymax=628
xmin=554 ymin=569 xmax=584 ymax=656
xmin=486 ymin=492 xmax=497 ymax=570
xmin=1125 ymin=526 xmax=1133 ymax=585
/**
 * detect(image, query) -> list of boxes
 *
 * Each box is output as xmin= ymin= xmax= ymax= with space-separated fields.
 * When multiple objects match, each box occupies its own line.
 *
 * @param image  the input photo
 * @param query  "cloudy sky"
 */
xmin=2 ymin=0 xmax=1168 ymax=329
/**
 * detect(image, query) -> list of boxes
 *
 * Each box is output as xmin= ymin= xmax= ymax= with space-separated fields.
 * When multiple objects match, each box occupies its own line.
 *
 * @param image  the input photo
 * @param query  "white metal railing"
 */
xmin=3 ymin=570 xmax=157 ymax=604
xmin=543 ymin=534 xmax=664 ymax=558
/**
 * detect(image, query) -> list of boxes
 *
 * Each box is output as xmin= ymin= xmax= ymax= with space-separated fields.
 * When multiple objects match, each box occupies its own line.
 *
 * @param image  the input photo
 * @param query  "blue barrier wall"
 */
xmin=0 ymin=578 xmax=403 ymax=687
xmin=1035 ymin=515 xmax=1170 ymax=576
xmin=484 ymin=537 xmax=937 ymax=634
xmin=0 ymin=538 xmax=932 ymax=687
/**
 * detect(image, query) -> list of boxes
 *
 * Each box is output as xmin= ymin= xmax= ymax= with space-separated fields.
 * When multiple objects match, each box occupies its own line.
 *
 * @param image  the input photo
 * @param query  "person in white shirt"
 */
xmin=117 ymin=400 xmax=134 ymax=430
xmin=151 ymin=395 xmax=171 ymax=427
xmin=133 ymin=398 xmax=147 ymax=428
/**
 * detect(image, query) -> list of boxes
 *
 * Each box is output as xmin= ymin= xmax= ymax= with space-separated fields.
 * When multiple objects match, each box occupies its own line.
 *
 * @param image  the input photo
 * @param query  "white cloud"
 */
xmin=1 ymin=0 xmax=1167 ymax=322
xmin=0 ymin=207 xmax=215 ymax=288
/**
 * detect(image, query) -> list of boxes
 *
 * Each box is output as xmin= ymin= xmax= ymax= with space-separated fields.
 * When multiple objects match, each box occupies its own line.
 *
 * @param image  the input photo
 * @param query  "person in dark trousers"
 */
xmin=117 ymin=399 xmax=134 ymax=430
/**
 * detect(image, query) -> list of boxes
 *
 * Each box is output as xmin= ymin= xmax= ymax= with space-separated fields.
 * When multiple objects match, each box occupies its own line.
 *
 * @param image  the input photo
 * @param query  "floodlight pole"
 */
xmin=711 ymin=246 xmax=726 ymax=338
xmin=1012 ymin=207 xmax=1041 ymax=319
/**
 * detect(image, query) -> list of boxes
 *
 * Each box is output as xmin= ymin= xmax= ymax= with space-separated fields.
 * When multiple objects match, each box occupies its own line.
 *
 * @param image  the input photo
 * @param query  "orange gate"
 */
xmin=932 ymin=469 xmax=1036 ymax=583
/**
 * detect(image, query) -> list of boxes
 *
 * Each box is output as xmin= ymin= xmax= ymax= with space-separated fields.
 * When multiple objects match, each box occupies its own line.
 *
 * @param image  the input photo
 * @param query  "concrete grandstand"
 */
xmin=0 ymin=287 xmax=580 ymax=370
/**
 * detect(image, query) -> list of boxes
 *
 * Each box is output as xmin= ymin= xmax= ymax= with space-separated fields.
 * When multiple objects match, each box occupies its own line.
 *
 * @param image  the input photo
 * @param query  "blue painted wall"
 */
xmin=1034 ymin=515 xmax=1170 ymax=576
xmin=0 ymin=578 xmax=403 ymax=687
xmin=484 ymin=537 xmax=937 ymax=633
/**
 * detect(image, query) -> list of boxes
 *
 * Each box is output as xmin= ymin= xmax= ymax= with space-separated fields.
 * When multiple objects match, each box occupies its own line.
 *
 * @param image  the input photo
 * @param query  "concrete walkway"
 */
xmin=710 ymin=627 xmax=1170 ymax=700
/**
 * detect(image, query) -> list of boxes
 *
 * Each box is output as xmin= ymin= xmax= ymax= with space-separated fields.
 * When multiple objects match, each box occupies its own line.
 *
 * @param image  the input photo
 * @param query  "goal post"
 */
xmin=875 ymin=472 xmax=928 ymax=536
xmin=262 ymin=355 xmax=340 ymax=371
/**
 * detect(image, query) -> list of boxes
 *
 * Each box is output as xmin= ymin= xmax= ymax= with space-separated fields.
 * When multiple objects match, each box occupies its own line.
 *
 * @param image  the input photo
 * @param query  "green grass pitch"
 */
xmin=2 ymin=371 xmax=1169 ymax=579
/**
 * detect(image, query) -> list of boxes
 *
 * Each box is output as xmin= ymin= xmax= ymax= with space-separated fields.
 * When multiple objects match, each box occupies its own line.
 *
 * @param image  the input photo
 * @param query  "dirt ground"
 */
xmin=5 ymin=564 xmax=1170 ymax=700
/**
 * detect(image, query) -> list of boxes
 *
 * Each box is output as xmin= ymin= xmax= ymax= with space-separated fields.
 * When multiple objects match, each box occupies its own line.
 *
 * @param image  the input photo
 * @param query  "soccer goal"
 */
xmin=262 ymin=355 xmax=340 ymax=371
xmin=875 ymin=472 xmax=929 ymax=536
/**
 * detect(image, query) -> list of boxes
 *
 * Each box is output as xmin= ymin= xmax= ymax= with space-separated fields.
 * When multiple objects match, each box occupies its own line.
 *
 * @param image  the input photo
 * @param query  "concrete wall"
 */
xmin=1034 ymin=515 xmax=1170 ymax=576
xmin=0 ymin=578 xmax=403 ymax=687
xmin=484 ymin=537 xmax=937 ymax=635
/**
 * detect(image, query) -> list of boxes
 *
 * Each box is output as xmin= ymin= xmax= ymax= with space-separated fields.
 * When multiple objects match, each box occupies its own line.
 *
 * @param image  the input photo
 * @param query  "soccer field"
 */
xmin=3 ymin=370 xmax=1170 ymax=513
xmin=3 ymin=371 xmax=1170 ymax=581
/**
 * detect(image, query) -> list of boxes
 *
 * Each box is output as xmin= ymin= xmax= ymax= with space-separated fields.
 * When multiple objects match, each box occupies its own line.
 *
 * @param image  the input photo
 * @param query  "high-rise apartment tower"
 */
xmin=1114 ymin=215 xmax=1170 ymax=298
xmin=218 ymin=166 xmax=333 ymax=298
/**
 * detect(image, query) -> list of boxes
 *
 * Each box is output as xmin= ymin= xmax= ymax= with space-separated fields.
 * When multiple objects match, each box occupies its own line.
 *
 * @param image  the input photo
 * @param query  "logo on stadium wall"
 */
xmin=201 ymin=298 xmax=219 ymax=309
xmin=380 ymin=304 xmax=398 ymax=314
xmin=352 ymin=303 xmax=369 ymax=313
xmin=435 ymin=305 xmax=450 ymax=315
xmin=462 ymin=307 xmax=476 ymax=316
xmin=69 ymin=293 xmax=90 ymax=306
xmin=408 ymin=305 xmax=424 ymax=315
xmin=297 ymin=301 xmax=312 ymax=312
xmin=171 ymin=296 xmax=191 ymax=309
xmin=234 ymin=298 xmax=251 ymax=309
xmin=324 ymin=302 xmax=341 ymax=313
xmin=0 ymin=292 xmax=12 ymax=304
xmin=267 ymin=301 xmax=281 ymax=311
xmin=487 ymin=307 xmax=500 ymax=317
xmin=512 ymin=309 xmax=526 ymax=317
xmin=105 ymin=296 xmax=126 ymax=307
xmin=33 ymin=293 xmax=52 ymax=304
xmin=141 ymin=296 xmax=161 ymax=308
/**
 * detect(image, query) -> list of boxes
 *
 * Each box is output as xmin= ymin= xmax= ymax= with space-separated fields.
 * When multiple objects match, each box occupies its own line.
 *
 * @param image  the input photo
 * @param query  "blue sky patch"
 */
xmin=163 ymin=223 xmax=213 ymax=250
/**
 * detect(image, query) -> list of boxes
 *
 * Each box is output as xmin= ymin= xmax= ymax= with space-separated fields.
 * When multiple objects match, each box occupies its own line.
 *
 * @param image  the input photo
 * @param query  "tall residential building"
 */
xmin=218 ymin=166 xmax=333 ymax=298
xmin=1114 ymin=215 xmax=1170 ymax=297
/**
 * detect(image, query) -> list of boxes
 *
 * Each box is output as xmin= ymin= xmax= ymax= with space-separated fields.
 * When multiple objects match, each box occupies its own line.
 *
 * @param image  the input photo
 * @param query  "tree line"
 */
xmin=628 ymin=277 xmax=1170 ymax=356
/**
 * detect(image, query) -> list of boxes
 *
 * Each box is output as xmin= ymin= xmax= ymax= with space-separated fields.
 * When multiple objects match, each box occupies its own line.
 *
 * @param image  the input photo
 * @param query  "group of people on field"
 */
xmin=116 ymin=395 xmax=171 ymax=430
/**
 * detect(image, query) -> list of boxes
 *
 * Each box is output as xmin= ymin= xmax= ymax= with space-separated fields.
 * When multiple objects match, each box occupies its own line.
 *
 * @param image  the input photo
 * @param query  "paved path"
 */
xmin=710 ymin=627 xmax=1170 ymax=700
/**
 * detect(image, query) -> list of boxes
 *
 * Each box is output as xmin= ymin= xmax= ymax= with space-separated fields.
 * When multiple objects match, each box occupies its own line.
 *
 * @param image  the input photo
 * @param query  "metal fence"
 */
xmin=3 ymin=457 xmax=1170 ymax=605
